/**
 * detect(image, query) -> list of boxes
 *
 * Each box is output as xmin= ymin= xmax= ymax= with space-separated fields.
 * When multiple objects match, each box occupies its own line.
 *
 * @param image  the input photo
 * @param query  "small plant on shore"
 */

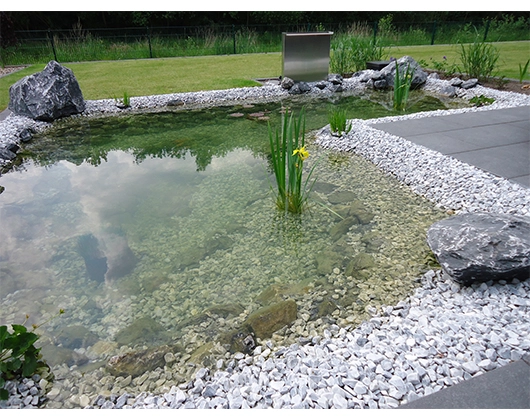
xmin=458 ymin=40 xmax=500 ymax=80
xmin=0 ymin=310 xmax=64 ymax=400
xmin=518 ymin=58 xmax=530 ymax=83
xmin=393 ymin=61 xmax=415 ymax=111
xmin=328 ymin=106 xmax=352 ymax=136
xmin=268 ymin=107 xmax=317 ymax=214
xmin=115 ymin=92 xmax=131 ymax=109
xmin=469 ymin=95 xmax=495 ymax=107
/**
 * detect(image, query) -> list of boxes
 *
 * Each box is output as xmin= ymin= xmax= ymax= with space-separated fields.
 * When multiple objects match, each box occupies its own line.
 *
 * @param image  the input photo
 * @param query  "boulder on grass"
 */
xmin=8 ymin=60 xmax=85 ymax=121
xmin=427 ymin=213 xmax=530 ymax=286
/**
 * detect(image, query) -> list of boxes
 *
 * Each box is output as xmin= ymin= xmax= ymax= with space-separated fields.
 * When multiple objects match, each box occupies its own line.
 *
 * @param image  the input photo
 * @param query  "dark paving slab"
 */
xmin=371 ymin=106 xmax=530 ymax=188
xmin=399 ymin=357 xmax=530 ymax=409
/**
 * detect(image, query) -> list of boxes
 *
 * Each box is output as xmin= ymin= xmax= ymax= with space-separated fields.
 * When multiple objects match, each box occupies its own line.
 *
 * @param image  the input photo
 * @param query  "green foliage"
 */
xmin=268 ymin=107 xmax=317 ymax=214
xmin=0 ymin=310 xmax=63 ymax=400
xmin=458 ymin=40 xmax=500 ymax=80
xmin=393 ymin=62 xmax=415 ymax=111
xmin=469 ymin=95 xmax=495 ymax=107
xmin=428 ymin=55 xmax=460 ymax=76
xmin=122 ymin=92 xmax=130 ymax=107
xmin=328 ymin=106 xmax=352 ymax=136
xmin=518 ymin=58 xmax=530 ymax=83
xmin=330 ymin=36 xmax=387 ymax=74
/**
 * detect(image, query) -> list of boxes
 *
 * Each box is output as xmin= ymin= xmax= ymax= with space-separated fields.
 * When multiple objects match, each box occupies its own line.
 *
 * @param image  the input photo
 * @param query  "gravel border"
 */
xmin=1 ymin=73 xmax=529 ymax=409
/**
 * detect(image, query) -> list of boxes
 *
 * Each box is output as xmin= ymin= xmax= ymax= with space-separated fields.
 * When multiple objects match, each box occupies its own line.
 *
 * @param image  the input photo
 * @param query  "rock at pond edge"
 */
xmin=427 ymin=212 xmax=530 ymax=286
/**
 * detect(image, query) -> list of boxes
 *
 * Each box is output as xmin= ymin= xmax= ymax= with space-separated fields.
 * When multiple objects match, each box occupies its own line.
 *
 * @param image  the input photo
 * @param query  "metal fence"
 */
xmin=1 ymin=19 xmax=528 ymax=66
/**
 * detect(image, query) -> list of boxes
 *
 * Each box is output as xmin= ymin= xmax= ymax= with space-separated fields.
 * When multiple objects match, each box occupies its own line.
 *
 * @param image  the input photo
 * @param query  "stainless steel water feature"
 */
xmin=282 ymin=32 xmax=333 ymax=82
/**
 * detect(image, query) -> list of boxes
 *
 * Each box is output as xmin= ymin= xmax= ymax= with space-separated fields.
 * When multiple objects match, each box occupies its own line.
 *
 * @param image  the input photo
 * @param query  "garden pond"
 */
xmin=0 ymin=91 xmax=462 ymax=402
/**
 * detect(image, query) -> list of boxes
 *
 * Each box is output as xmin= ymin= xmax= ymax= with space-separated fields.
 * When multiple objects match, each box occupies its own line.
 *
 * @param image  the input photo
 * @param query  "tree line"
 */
xmin=2 ymin=11 xmax=528 ymax=31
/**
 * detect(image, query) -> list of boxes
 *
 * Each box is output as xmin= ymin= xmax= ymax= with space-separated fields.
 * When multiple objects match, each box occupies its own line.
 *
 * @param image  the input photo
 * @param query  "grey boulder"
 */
xmin=427 ymin=212 xmax=530 ymax=286
xmin=8 ymin=60 xmax=85 ymax=121
xmin=380 ymin=56 xmax=428 ymax=89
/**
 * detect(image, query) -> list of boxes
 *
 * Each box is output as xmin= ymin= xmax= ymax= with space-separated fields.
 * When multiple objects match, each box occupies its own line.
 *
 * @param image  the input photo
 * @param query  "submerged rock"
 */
xmin=330 ymin=216 xmax=359 ymax=241
xmin=243 ymin=299 xmax=297 ymax=339
xmin=315 ymin=250 xmax=343 ymax=275
xmin=104 ymin=233 xmax=138 ymax=280
xmin=345 ymin=252 xmax=376 ymax=277
xmin=328 ymin=190 xmax=356 ymax=204
xmin=427 ymin=212 xmax=530 ymax=286
xmin=107 ymin=344 xmax=180 ymax=378
xmin=114 ymin=317 xmax=169 ymax=346
xmin=40 ymin=344 xmax=89 ymax=368
xmin=56 ymin=325 xmax=99 ymax=349
xmin=77 ymin=234 xmax=107 ymax=283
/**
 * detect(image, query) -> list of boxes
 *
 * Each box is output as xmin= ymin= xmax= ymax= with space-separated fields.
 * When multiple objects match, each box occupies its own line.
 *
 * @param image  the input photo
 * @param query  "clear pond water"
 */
xmin=0 ymin=92 xmax=455 ymax=404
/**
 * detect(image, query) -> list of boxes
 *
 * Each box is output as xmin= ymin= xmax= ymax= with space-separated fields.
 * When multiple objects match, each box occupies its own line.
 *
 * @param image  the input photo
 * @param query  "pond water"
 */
xmin=0 ymin=92 xmax=455 ymax=403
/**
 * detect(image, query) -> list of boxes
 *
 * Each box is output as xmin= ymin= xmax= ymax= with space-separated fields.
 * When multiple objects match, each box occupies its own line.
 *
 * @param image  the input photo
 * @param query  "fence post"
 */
xmin=48 ymin=29 xmax=58 ymax=62
xmin=483 ymin=20 xmax=490 ymax=42
xmin=232 ymin=25 xmax=236 ymax=54
xmin=147 ymin=26 xmax=153 ymax=58
xmin=430 ymin=21 xmax=437 ymax=45
xmin=373 ymin=21 xmax=378 ymax=42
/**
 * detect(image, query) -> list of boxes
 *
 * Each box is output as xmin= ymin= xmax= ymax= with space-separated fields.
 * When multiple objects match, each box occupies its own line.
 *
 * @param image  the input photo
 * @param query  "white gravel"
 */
xmin=1 ymin=72 xmax=529 ymax=409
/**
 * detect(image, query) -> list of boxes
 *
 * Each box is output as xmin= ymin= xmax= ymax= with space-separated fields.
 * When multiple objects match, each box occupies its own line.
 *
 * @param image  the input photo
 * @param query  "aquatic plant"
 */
xmin=115 ymin=92 xmax=131 ymax=109
xmin=393 ymin=61 xmax=415 ymax=111
xmin=518 ymin=58 xmax=530 ymax=83
xmin=268 ymin=107 xmax=316 ymax=214
xmin=328 ymin=106 xmax=352 ymax=136
xmin=469 ymin=95 xmax=495 ymax=107
xmin=0 ymin=310 xmax=64 ymax=400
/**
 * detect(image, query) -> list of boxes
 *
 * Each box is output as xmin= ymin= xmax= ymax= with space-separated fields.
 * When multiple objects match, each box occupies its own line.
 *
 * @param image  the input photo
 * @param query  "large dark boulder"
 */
xmin=379 ymin=56 xmax=428 ymax=89
xmin=427 ymin=213 xmax=530 ymax=286
xmin=8 ymin=60 xmax=85 ymax=121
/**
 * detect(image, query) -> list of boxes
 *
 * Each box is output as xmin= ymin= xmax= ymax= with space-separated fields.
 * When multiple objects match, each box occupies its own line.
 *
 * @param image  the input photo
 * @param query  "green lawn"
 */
xmin=1 ymin=41 xmax=528 ymax=111
xmin=0 ymin=53 xmax=282 ymax=111
xmin=389 ymin=41 xmax=530 ymax=80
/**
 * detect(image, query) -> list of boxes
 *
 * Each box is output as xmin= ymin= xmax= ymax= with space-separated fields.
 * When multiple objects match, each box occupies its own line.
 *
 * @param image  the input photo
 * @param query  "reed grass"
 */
xmin=458 ymin=40 xmax=500 ymax=80
xmin=393 ymin=61 xmax=414 ymax=111
xmin=268 ymin=107 xmax=316 ymax=214
xmin=328 ymin=106 xmax=352 ymax=136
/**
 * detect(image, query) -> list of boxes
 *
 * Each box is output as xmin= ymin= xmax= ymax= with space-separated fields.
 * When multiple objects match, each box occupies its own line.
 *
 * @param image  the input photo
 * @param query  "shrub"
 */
xmin=458 ymin=40 xmax=500 ymax=80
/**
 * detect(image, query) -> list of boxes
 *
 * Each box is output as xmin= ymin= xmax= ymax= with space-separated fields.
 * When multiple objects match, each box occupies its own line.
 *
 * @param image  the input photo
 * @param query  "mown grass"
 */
xmin=1 ymin=41 xmax=528 ymax=111
xmin=0 ymin=53 xmax=281 ymax=111
xmin=389 ymin=41 xmax=530 ymax=81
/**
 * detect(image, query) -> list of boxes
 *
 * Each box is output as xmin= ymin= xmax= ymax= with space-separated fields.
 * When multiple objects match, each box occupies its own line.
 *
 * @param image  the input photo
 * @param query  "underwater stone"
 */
xmin=40 ymin=344 xmax=89 ymax=368
xmin=107 ymin=345 xmax=179 ymax=378
xmin=427 ymin=212 xmax=530 ymax=286
xmin=328 ymin=190 xmax=357 ymax=204
xmin=346 ymin=253 xmax=376 ymax=274
xmin=114 ymin=317 xmax=168 ymax=346
xmin=57 ymin=325 xmax=99 ymax=349
xmin=104 ymin=233 xmax=138 ymax=280
xmin=330 ymin=217 xmax=358 ymax=241
xmin=315 ymin=250 xmax=343 ymax=275
xmin=243 ymin=300 xmax=297 ymax=339
xmin=9 ymin=60 xmax=85 ymax=121
xmin=77 ymin=234 xmax=107 ymax=283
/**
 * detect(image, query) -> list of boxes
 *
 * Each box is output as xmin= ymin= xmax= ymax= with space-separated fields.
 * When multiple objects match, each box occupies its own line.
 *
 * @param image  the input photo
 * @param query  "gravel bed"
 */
xmin=1 ymin=73 xmax=529 ymax=409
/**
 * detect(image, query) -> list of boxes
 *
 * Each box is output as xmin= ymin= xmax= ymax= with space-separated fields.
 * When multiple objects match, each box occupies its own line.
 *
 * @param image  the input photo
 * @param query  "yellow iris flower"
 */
xmin=293 ymin=145 xmax=309 ymax=160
